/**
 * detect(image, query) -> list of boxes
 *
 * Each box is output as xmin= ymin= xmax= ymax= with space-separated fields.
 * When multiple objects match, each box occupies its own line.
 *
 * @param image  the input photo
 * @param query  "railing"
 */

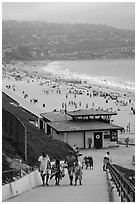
xmin=2 ymin=167 xmax=37 ymax=185
xmin=2 ymin=169 xmax=21 ymax=185
xmin=118 ymin=133 xmax=135 ymax=145
xmin=107 ymin=163 xmax=135 ymax=202
xmin=118 ymin=137 xmax=135 ymax=145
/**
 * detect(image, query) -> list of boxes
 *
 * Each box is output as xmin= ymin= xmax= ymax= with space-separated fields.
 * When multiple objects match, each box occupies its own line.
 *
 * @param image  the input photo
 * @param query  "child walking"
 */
xmin=50 ymin=159 xmax=62 ymax=185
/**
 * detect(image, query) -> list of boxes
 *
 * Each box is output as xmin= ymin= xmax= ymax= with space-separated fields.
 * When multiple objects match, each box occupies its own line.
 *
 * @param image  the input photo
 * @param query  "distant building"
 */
xmin=39 ymin=109 xmax=124 ymax=149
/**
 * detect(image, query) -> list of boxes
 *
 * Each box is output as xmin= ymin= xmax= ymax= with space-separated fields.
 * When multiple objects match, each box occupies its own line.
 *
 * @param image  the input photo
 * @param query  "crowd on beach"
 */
xmin=2 ymin=61 xmax=135 ymax=136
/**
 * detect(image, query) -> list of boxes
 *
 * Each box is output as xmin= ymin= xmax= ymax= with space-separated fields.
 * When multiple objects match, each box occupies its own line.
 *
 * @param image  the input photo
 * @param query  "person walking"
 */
xmin=50 ymin=159 xmax=62 ymax=186
xmin=38 ymin=153 xmax=51 ymax=186
xmin=75 ymin=146 xmax=80 ymax=155
xmin=74 ymin=159 xmax=83 ymax=186
xmin=65 ymin=151 xmax=76 ymax=185
xmin=103 ymin=152 xmax=110 ymax=171
xmin=84 ymin=156 xmax=89 ymax=170
xmin=88 ymin=156 xmax=93 ymax=170
xmin=73 ymin=144 xmax=77 ymax=151
xmin=73 ymin=146 xmax=82 ymax=159
xmin=125 ymin=137 xmax=130 ymax=147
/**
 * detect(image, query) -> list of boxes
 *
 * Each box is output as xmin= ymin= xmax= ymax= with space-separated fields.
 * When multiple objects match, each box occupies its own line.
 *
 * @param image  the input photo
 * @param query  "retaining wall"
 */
xmin=2 ymin=170 xmax=42 ymax=201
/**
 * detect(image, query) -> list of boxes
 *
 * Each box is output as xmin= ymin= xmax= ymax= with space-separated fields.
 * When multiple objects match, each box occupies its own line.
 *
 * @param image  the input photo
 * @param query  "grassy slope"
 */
xmin=2 ymin=92 xmax=73 ymax=169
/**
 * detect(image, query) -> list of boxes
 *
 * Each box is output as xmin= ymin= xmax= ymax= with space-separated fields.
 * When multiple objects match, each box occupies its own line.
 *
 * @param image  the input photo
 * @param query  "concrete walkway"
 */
xmin=7 ymin=168 xmax=109 ymax=202
xmin=6 ymin=149 xmax=110 ymax=202
xmin=6 ymin=146 xmax=134 ymax=202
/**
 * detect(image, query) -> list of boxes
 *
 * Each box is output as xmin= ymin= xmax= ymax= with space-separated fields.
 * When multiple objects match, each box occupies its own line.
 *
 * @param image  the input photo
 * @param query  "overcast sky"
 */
xmin=2 ymin=2 xmax=135 ymax=30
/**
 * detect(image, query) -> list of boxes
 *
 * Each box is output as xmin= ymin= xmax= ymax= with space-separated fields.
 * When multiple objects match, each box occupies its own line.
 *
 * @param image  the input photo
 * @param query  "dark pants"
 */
xmin=89 ymin=162 xmax=93 ymax=169
xmin=103 ymin=159 xmax=109 ymax=171
xmin=40 ymin=170 xmax=49 ymax=185
xmin=68 ymin=166 xmax=74 ymax=185
xmin=50 ymin=170 xmax=61 ymax=185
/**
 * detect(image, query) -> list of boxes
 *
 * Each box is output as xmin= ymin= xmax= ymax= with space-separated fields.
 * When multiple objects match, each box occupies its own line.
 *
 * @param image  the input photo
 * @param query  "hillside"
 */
xmin=2 ymin=92 xmax=73 ymax=170
xmin=2 ymin=20 xmax=135 ymax=62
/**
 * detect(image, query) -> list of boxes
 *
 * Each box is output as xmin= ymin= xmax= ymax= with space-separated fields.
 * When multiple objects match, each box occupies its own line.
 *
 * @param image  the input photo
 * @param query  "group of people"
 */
xmin=38 ymin=151 xmax=83 ymax=187
xmin=38 ymin=151 xmax=111 ymax=187
xmin=82 ymin=156 xmax=93 ymax=170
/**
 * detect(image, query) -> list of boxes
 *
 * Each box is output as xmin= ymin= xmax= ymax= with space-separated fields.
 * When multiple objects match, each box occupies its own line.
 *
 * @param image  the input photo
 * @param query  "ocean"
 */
xmin=43 ymin=59 xmax=135 ymax=92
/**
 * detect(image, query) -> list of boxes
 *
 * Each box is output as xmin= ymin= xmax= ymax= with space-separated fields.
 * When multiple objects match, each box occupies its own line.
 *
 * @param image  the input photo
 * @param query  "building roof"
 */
xmin=40 ymin=112 xmax=72 ymax=122
xmin=66 ymin=109 xmax=117 ymax=117
xmin=48 ymin=120 xmax=124 ymax=132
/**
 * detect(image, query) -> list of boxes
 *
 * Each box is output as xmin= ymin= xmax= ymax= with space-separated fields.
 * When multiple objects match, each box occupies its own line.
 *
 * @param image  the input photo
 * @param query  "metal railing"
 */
xmin=118 ymin=138 xmax=135 ymax=145
xmin=2 ymin=169 xmax=21 ymax=185
xmin=107 ymin=163 xmax=135 ymax=202
xmin=2 ymin=167 xmax=37 ymax=185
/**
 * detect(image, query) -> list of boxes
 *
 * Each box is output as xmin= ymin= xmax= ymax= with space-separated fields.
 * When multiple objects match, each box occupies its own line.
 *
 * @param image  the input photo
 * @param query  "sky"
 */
xmin=2 ymin=1 xmax=135 ymax=30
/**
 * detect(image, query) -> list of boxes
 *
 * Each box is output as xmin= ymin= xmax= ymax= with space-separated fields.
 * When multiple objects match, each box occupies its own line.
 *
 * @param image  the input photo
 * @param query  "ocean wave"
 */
xmin=43 ymin=61 xmax=135 ymax=92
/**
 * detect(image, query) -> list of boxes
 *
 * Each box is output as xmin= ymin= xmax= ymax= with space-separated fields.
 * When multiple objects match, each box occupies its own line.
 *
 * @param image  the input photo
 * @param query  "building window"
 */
xmin=104 ymin=131 xmax=110 ymax=139
xmin=110 ymin=131 xmax=118 ymax=141
xmin=104 ymin=134 xmax=110 ymax=139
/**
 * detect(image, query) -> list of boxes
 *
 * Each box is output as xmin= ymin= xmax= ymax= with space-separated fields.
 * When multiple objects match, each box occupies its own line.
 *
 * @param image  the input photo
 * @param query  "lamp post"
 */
xmin=64 ymin=102 xmax=68 ymax=143
xmin=128 ymin=123 xmax=130 ymax=133
xmin=20 ymin=120 xmax=28 ymax=163
xmin=64 ymin=130 xmax=67 ymax=143
xmin=64 ymin=124 xmax=70 ymax=143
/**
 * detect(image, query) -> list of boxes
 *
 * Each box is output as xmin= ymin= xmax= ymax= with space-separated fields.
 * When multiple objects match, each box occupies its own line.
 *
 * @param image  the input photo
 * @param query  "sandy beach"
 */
xmin=2 ymin=61 xmax=135 ymax=142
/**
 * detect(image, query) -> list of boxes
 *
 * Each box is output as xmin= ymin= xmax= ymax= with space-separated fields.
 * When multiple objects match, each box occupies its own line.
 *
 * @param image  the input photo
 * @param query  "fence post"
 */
xmin=24 ymin=126 xmax=27 ymax=162
xmin=10 ymin=113 xmax=12 ymax=136
xmin=4 ymin=109 xmax=6 ymax=132
xmin=132 ymin=155 xmax=135 ymax=165
xmin=17 ymin=118 xmax=18 ymax=144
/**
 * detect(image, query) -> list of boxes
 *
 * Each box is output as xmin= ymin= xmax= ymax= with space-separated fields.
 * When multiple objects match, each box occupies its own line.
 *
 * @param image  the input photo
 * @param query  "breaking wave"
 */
xmin=43 ymin=61 xmax=135 ymax=92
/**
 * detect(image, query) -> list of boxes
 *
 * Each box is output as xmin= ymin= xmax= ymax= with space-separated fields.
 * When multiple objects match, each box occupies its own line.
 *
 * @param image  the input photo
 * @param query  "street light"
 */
xmin=64 ymin=124 xmax=70 ymax=143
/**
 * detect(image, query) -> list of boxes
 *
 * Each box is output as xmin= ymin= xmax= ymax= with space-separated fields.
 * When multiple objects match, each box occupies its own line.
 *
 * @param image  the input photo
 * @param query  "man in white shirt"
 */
xmin=38 ymin=153 xmax=50 ymax=186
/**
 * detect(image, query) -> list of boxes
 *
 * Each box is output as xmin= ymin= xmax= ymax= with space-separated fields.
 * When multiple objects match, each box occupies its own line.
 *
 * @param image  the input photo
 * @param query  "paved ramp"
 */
xmin=8 ymin=172 xmax=109 ymax=202
xmin=6 ymin=150 xmax=110 ymax=202
xmin=6 ymin=146 xmax=135 ymax=202
xmin=6 ymin=168 xmax=109 ymax=202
